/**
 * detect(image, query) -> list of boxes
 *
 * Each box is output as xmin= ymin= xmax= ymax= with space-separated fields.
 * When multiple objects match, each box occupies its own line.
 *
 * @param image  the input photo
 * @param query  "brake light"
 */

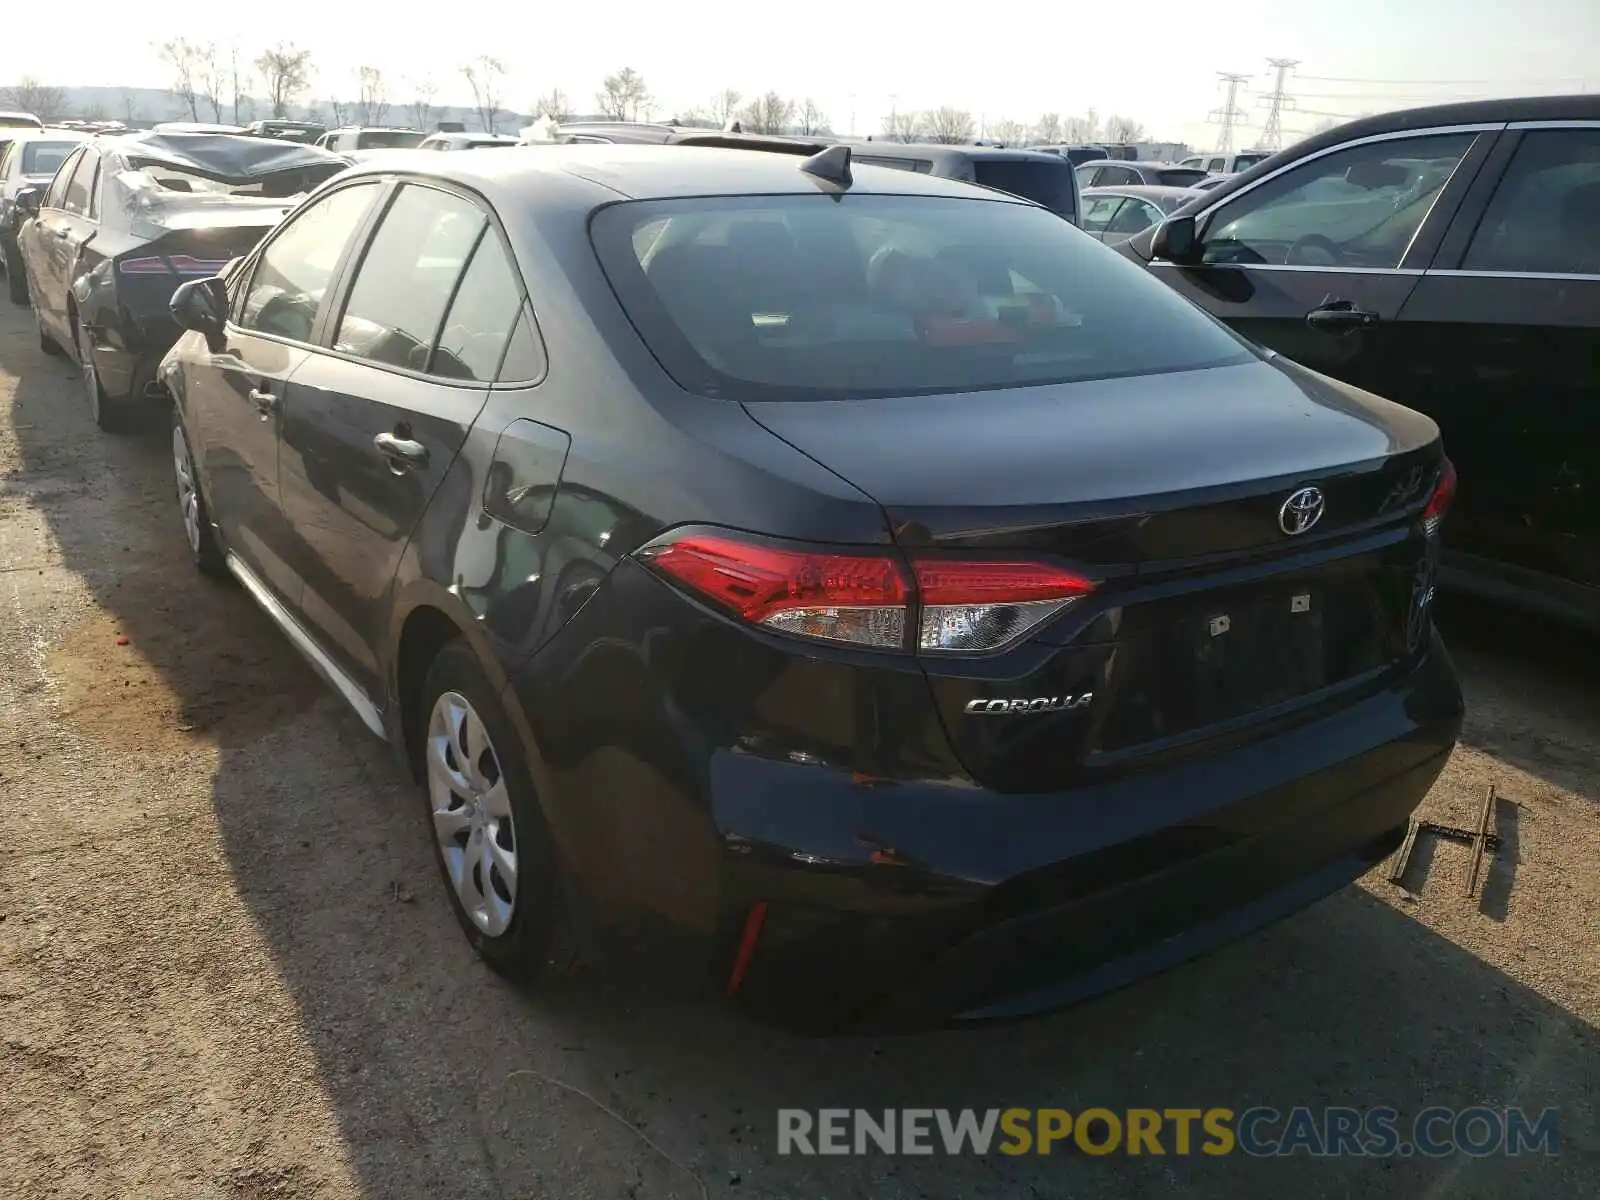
xmin=637 ymin=529 xmax=1095 ymax=654
xmin=1423 ymin=457 xmax=1456 ymax=536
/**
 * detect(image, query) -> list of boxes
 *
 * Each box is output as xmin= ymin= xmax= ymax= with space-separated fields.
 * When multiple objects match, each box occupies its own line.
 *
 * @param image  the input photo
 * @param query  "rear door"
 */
xmin=277 ymin=181 xmax=521 ymax=697
xmin=1397 ymin=122 xmax=1600 ymax=598
xmin=188 ymin=180 xmax=384 ymax=603
xmin=1148 ymin=126 xmax=1497 ymax=399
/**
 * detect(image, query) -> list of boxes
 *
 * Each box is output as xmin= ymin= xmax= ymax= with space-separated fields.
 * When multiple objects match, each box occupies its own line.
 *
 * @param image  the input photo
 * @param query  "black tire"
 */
xmin=419 ymin=640 xmax=575 ymax=982
xmin=170 ymin=406 xmax=228 ymax=579
xmin=77 ymin=313 xmax=136 ymax=433
xmin=3 ymin=239 xmax=26 ymax=305
xmin=35 ymin=304 xmax=63 ymax=355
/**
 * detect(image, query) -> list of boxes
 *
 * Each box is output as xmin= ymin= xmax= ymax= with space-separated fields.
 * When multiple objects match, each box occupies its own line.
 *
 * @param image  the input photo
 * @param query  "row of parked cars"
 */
xmin=0 ymin=97 xmax=1590 ymax=1031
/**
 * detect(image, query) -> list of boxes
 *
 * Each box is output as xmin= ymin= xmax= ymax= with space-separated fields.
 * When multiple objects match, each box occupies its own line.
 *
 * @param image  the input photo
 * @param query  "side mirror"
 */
xmin=1150 ymin=214 xmax=1199 ymax=264
xmin=15 ymin=185 xmax=42 ymax=218
xmin=170 ymin=276 xmax=229 ymax=340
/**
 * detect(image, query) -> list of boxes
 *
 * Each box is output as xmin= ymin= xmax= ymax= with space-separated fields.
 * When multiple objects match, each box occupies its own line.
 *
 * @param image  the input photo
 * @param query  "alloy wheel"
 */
xmin=172 ymin=425 xmax=201 ymax=554
xmin=426 ymin=690 xmax=519 ymax=936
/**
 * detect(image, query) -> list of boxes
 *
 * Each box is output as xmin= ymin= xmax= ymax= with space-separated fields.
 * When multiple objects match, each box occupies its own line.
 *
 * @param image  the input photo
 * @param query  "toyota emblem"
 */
xmin=1279 ymin=486 xmax=1326 ymax=536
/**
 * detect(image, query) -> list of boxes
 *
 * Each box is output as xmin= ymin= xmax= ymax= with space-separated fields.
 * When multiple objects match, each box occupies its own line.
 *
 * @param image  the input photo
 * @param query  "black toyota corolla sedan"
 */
xmin=158 ymin=143 xmax=1464 ymax=1031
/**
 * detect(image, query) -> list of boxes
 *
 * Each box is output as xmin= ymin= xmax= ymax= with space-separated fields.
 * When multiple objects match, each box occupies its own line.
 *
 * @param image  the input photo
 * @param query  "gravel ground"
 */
xmin=0 ymin=296 xmax=1596 ymax=1199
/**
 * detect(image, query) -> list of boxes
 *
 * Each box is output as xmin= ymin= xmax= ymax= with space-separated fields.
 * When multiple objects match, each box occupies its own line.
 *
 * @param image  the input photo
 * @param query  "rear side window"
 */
xmin=44 ymin=148 xmax=80 ymax=208
xmin=1157 ymin=168 xmax=1208 ymax=187
xmin=335 ymin=184 xmax=486 ymax=372
xmin=238 ymin=182 xmax=380 ymax=341
xmin=61 ymin=150 xmax=97 ymax=216
xmin=1463 ymin=129 xmax=1600 ymax=275
xmin=971 ymin=159 xmax=1077 ymax=217
xmin=21 ymin=140 xmax=77 ymax=177
xmin=592 ymin=193 xmax=1253 ymax=402
xmin=431 ymin=231 xmax=539 ymax=382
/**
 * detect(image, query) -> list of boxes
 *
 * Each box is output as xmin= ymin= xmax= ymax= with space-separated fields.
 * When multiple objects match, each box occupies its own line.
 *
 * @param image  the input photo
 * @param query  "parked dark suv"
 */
xmin=1121 ymin=95 xmax=1599 ymax=627
xmin=158 ymin=143 xmax=1462 ymax=1030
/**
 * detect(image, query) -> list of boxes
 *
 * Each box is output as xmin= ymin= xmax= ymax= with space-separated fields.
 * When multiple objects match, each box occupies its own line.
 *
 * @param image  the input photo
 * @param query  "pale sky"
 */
xmin=4 ymin=0 xmax=1597 ymax=147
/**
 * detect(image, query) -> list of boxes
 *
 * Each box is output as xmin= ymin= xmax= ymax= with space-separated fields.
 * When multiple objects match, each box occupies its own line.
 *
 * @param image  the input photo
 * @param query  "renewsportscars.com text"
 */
xmin=777 ymin=1106 xmax=1560 ymax=1158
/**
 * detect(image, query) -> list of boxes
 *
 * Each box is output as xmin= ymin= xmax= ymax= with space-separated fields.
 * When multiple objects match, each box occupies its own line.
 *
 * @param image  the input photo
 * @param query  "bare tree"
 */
xmin=1061 ymin=108 xmax=1099 ymax=143
xmin=1103 ymin=114 xmax=1146 ymax=144
xmin=1307 ymin=117 xmax=1341 ymax=137
xmin=739 ymin=92 xmax=794 ymax=135
xmin=84 ymin=102 xmax=107 ymax=123
xmin=534 ymin=89 xmax=571 ymax=122
xmin=326 ymin=97 xmax=350 ymax=126
xmin=406 ymin=77 xmax=436 ymax=130
xmin=711 ymin=88 xmax=742 ymax=128
xmin=988 ymin=118 xmax=1027 ymax=146
xmin=796 ymin=98 xmax=829 ymax=135
xmin=120 ymin=89 xmax=143 ymax=125
xmin=1033 ymin=112 xmax=1062 ymax=144
xmin=0 ymin=78 xmax=67 ymax=122
xmin=926 ymin=106 xmax=975 ymax=144
xmin=678 ymin=107 xmax=715 ymax=128
xmin=596 ymin=67 xmax=651 ymax=122
xmin=195 ymin=44 xmax=227 ymax=122
xmin=356 ymin=67 xmax=389 ymax=125
xmin=159 ymin=38 xmax=202 ymax=120
xmin=882 ymin=108 xmax=924 ymax=143
xmin=256 ymin=43 xmax=314 ymax=119
xmin=228 ymin=48 xmax=254 ymax=124
xmin=461 ymin=56 xmax=506 ymax=132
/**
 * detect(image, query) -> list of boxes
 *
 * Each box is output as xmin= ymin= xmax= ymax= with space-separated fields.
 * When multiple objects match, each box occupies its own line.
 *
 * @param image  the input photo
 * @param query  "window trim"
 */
xmin=227 ymin=177 xmax=388 ymax=350
xmin=309 ymin=174 xmax=549 ymax=389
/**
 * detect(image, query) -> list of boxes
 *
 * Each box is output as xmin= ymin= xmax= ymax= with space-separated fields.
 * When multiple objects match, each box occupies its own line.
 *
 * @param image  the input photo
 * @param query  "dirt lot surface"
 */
xmin=1 ymin=296 xmax=1596 ymax=1199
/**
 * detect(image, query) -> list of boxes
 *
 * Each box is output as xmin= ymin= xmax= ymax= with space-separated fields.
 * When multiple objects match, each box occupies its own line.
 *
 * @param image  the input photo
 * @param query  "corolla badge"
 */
xmin=965 ymin=694 xmax=1094 ymax=716
xmin=1278 ymin=486 xmax=1326 ymax=536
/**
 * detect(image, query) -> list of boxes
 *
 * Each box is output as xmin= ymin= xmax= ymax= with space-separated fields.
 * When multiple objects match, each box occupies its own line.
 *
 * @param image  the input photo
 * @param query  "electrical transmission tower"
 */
xmin=1256 ymin=58 xmax=1300 ymax=151
xmin=1208 ymin=73 xmax=1250 ymax=152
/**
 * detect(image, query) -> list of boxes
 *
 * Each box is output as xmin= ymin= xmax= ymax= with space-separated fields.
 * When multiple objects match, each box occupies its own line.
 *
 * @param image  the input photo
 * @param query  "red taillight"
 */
xmin=638 ymin=532 xmax=910 ymax=649
xmin=637 ymin=529 xmax=1095 ymax=654
xmin=913 ymin=559 xmax=1095 ymax=652
xmin=1423 ymin=458 xmax=1457 ymax=535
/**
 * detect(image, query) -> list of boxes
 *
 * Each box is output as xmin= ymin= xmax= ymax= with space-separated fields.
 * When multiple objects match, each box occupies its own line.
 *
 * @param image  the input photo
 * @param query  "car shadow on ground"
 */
xmin=2 ymin=322 xmax=1595 ymax=1200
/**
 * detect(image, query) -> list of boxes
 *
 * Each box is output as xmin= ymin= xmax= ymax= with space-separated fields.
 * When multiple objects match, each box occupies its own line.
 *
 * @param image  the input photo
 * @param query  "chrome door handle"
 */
xmin=248 ymin=387 xmax=277 ymax=417
xmin=373 ymin=431 xmax=428 ymax=472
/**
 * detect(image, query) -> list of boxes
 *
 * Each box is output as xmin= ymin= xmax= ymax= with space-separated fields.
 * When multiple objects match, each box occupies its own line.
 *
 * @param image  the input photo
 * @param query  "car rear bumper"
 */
xmin=696 ymin=630 xmax=1462 ymax=1030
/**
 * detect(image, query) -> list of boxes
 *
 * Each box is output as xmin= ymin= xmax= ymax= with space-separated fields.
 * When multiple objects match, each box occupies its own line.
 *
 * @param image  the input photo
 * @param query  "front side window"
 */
xmin=333 ymin=184 xmax=485 ymax=372
xmin=592 ymin=192 xmax=1255 ymax=402
xmin=1107 ymin=198 xmax=1161 ymax=237
xmin=1202 ymin=132 xmax=1477 ymax=268
xmin=43 ymin=149 xmax=79 ymax=208
xmin=1206 ymin=158 xmax=1226 ymax=172
xmin=1463 ymin=128 xmax=1600 ymax=275
xmin=238 ymin=182 xmax=380 ymax=342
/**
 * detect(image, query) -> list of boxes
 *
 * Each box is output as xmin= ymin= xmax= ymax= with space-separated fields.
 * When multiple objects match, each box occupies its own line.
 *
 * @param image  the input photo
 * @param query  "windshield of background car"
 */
xmin=356 ymin=130 xmax=426 ymax=149
xmin=1156 ymin=168 xmax=1208 ymax=187
xmin=971 ymin=158 xmax=1077 ymax=217
xmin=591 ymin=193 xmax=1255 ymax=401
xmin=21 ymin=141 xmax=79 ymax=177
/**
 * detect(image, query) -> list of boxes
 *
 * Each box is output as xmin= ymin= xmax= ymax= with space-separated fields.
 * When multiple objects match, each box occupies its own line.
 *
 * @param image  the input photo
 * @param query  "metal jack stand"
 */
xmin=1387 ymin=783 xmax=1499 ymax=898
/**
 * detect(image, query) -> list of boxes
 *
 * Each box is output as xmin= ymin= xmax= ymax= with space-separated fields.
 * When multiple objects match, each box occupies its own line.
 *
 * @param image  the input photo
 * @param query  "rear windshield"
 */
xmin=22 ymin=141 xmax=77 ymax=177
xmin=971 ymin=159 xmax=1077 ymax=216
xmin=356 ymin=130 xmax=425 ymax=149
xmin=1156 ymin=168 xmax=1209 ymax=187
xmin=591 ymin=193 xmax=1253 ymax=402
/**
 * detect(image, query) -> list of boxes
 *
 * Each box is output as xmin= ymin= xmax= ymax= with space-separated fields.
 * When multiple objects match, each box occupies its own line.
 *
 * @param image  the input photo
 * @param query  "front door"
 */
xmin=1149 ymin=129 xmax=1490 ymax=399
xmin=24 ymin=145 xmax=91 ymax=338
xmin=278 ymin=181 xmax=525 ymax=698
xmin=186 ymin=180 xmax=384 ymax=602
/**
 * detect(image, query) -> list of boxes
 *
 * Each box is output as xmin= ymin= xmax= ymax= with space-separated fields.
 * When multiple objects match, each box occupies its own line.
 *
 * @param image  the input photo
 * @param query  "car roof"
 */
xmin=851 ymin=142 xmax=1067 ymax=163
xmin=2 ymin=128 xmax=90 ymax=143
xmin=1077 ymin=159 xmax=1193 ymax=170
xmin=1082 ymin=184 xmax=1204 ymax=202
xmin=331 ymin=142 xmax=1036 ymax=206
